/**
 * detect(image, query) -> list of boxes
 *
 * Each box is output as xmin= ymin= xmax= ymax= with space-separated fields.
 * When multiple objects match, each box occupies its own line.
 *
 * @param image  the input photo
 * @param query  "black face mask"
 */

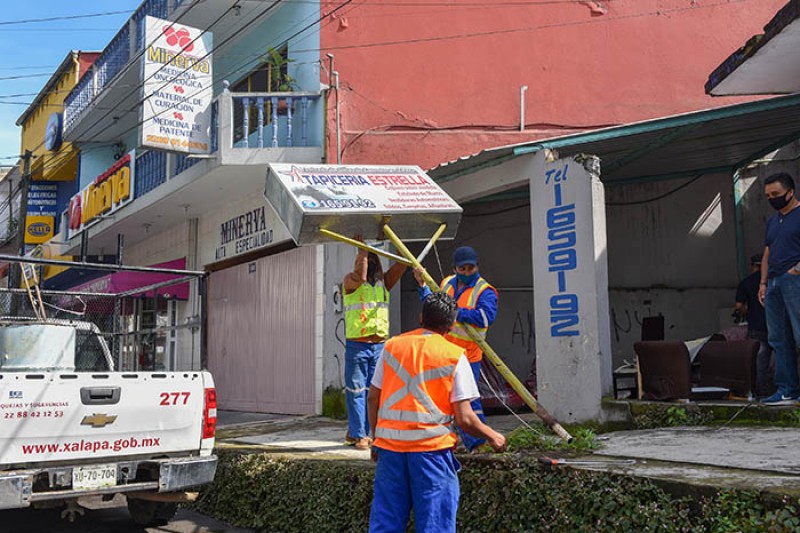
xmin=367 ymin=262 xmax=378 ymax=280
xmin=769 ymin=191 xmax=793 ymax=211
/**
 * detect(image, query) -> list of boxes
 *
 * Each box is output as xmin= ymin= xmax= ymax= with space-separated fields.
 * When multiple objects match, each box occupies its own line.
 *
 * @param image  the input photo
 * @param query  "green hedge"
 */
xmin=194 ymin=449 xmax=799 ymax=532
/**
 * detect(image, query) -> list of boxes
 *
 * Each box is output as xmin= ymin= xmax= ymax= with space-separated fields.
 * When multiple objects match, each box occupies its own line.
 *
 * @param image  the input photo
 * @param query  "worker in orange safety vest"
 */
xmin=367 ymin=292 xmax=506 ymax=533
xmin=413 ymin=246 xmax=498 ymax=450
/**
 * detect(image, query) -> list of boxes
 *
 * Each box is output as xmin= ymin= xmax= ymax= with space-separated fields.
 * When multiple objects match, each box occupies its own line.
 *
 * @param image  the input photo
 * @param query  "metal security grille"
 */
xmin=0 ymin=257 xmax=206 ymax=372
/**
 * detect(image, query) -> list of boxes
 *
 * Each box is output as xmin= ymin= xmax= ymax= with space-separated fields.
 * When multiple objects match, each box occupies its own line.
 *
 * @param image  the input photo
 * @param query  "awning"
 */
xmin=429 ymin=92 xmax=800 ymax=193
xmin=70 ymin=258 xmax=190 ymax=299
xmin=706 ymin=0 xmax=800 ymax=96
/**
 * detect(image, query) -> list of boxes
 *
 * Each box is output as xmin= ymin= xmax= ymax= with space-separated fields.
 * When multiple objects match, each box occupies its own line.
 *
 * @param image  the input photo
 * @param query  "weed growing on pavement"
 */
xmin=505 ymin=424 xmax=599 ymax=452
xmin=633 ymin=404 xmax=713 ymax=429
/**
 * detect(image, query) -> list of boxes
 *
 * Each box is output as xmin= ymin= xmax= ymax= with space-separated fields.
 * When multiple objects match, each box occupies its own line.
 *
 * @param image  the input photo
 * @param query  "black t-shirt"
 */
xmin=735 ymin=271 xmax=767 ymax=334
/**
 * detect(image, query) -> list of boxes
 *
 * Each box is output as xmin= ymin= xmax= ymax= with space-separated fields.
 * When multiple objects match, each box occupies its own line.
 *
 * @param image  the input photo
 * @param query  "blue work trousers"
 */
xmin=345 ymin=340 xmax=383 ymax=439
xmin=369 ymin=447 xmax=461 ymax=533
xmin=456 ymin=361 xmax=487 ymax=451
xmin=765 ymin=272 xmax=800 ymax=397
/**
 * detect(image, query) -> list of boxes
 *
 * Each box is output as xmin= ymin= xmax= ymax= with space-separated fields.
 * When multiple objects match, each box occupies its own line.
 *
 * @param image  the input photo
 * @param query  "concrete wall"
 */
xmin=320 ymin=0 xmax=785 ymax=169
xmin=401 ymin=198 xmax=536 ymax=381
xmin=738 ymin=141 xmax=800 ymax=263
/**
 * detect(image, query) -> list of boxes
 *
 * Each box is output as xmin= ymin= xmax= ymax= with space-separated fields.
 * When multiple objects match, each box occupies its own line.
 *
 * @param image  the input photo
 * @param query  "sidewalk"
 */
xmin=215 ymin=410 xmax=800 ymax=495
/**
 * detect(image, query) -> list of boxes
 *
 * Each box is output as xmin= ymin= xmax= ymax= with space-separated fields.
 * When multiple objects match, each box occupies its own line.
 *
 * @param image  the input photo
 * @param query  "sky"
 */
xmin=0 ymin=1 xmax=143 ymax=164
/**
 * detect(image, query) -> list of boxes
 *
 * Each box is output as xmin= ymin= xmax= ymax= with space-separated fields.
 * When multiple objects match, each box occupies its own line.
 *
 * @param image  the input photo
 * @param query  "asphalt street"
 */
xmin=0 ymin=498 xmax=253 ymax=533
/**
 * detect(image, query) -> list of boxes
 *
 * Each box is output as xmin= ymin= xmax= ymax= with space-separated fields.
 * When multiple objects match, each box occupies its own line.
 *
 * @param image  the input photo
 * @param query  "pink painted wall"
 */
xmin=320 ymin=0 xmax=785 ymax=169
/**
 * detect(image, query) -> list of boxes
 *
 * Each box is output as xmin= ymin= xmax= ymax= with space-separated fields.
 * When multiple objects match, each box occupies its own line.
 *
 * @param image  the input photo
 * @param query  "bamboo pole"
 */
xmin=318 ymin=228 xmax=413 ymax=266
xmin=382 ymin=223 xmax=573 ymax=442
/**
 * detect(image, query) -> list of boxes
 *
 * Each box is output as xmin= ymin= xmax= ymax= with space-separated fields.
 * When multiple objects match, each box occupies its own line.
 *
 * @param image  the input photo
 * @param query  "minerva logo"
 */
xmin=163 ymin=25 xmax=194 ymax=52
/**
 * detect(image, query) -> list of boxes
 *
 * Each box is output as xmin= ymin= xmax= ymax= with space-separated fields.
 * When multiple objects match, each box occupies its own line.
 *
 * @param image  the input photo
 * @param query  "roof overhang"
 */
xmin=706 ymin=0 xmax=800 ymax=96
xmin=430 ymin=92 xmax=800 ymax=201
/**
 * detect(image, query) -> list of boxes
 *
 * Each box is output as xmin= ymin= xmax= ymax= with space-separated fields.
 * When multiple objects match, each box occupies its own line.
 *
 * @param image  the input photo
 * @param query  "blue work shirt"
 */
xmin=417 ymin=276 xmax=498 ymax=328
xmin=765 ymin=205 xmax=800 ymax=278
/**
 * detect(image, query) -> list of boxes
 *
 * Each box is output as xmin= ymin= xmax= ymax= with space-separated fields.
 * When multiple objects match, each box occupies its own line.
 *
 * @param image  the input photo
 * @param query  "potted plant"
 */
xmin=264 ymin=46 xmax=297 ymax=115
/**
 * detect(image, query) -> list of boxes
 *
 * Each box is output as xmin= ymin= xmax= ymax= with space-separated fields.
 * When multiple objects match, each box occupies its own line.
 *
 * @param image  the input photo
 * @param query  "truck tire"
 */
xmin=127 ymin=498 xmax=178 ymax=527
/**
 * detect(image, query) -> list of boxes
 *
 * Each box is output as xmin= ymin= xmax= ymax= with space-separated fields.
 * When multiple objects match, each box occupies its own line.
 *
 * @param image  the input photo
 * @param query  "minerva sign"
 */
xmin=67 ymin=151 xmax=136 ymax=240
xmin=140 ymin=16 xmax=213 ymax=154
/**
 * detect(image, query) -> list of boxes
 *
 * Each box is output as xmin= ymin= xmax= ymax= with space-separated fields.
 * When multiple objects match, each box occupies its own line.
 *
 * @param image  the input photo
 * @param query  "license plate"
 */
xmin=72 ymin=463 xmax=117 ymax=491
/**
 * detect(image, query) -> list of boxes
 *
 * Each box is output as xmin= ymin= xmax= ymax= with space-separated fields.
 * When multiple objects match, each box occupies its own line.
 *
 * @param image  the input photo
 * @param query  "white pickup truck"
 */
xmin=0 ymin=318 xmax=217 ymax=526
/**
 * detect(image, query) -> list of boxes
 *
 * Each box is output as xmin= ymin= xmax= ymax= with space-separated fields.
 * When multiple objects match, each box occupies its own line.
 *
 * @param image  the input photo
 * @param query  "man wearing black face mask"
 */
xmin=758 ymin=173 xmax=800 ymax=405
xmin=343 ymin=237 xmax=407 ymax=449
xmin=413 ymin=246 xmax=499 ymax=451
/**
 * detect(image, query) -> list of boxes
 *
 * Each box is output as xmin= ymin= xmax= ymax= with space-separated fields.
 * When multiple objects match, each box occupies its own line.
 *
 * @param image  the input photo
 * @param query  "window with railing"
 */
xmin=231 ymin=46 xmax=290 ymax=143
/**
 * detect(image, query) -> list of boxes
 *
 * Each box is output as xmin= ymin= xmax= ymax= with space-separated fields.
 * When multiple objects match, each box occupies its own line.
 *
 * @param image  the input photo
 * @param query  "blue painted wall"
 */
xmin=77 ymin=145 xmax=118 ymax=189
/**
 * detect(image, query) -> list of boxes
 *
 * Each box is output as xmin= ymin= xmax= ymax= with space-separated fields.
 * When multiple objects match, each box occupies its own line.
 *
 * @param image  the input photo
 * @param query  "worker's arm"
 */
xmin=456 ymin=287 xmax=498 ymax=328
xmin=367 ymin=385 xmax=381 ymax=462
xmin=383 ymin=262 xmax=408 ymax=291
xmin=343 ymin=246 xmax=369 ymax=294
xmin=453 ymin=400 xmax=506 ymax=452
xmin=413 ymin=267 xmax=435 ymax=302
xmin=758 ymin=247 xmax=769 ymax=306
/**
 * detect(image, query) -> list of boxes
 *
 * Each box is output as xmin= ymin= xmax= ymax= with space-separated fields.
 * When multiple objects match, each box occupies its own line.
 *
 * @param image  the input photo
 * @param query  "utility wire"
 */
xmin=0 ymin=10 xmax=134 ymax=26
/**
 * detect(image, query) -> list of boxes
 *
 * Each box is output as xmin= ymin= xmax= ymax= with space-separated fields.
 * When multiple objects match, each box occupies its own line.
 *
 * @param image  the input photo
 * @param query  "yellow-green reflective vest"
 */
xmin=344 ymin=282 xmax=389 ymax=339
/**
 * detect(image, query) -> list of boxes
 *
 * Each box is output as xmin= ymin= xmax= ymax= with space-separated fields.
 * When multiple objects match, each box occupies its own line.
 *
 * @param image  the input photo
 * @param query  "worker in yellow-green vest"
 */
xmin=343 ymin=237 xmax=407 ymax=450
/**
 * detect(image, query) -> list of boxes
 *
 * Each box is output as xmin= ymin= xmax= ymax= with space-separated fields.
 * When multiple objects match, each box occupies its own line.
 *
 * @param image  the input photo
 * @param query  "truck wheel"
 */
xmin=127 ymin=498 xmax=178 ymax=527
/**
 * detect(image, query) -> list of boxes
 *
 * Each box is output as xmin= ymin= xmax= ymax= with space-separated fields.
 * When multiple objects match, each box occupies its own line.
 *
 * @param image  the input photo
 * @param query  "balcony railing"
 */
xmin=217 ymin=83 xmax=322 ymax=152
xmin=64 ymin=0 xmax=179 ymax=134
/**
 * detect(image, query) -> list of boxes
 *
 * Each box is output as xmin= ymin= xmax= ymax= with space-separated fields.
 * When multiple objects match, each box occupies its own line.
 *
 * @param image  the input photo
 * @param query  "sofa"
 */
xmin=633 ymin=339 xmax=758 ymax=401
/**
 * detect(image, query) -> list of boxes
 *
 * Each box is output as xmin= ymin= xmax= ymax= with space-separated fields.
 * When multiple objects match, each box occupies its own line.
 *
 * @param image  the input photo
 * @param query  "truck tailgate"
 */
xmin=0 ymin=372 xmax=210 ymax=465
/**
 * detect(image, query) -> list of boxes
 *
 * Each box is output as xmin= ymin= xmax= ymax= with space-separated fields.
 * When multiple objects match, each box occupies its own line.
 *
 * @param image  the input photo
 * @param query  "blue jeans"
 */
xmin=765 ymin=272 xmax=800 ymax=397
xmin=455 ymin=361 xmax=487 ymax=451
xmin=345 ymin=340 xmax=383 ymax=439
xmin=369 ymin=447 xmax=461 ymax=533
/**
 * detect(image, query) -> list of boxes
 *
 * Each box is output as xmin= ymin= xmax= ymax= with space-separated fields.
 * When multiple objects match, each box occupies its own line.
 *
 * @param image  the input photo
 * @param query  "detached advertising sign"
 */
xmin=265 ymin=164 xmax=462 ymax=244
xmin=67 ymin=151 xmax=136 ymax=240
xmin=140 ymin=16 xmax=213 ymax=154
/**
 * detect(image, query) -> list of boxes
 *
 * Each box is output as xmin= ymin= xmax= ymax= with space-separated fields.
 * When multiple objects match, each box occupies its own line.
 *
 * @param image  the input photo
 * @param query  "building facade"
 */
xmin=26 ymin=0 xmax=788 ymax=416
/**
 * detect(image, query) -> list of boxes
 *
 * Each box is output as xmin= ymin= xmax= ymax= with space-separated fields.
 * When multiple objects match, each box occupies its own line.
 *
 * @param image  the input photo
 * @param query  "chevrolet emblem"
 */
xmin=81 ymin=413 xmax=117 ymax=428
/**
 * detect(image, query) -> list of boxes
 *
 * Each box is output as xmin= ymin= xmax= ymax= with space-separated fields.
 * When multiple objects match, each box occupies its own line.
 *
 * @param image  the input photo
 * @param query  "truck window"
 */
xmin=0 ymin=324 xmax=76 ymax=371
xmin=75 ymin=330 xmax=111 ymax=372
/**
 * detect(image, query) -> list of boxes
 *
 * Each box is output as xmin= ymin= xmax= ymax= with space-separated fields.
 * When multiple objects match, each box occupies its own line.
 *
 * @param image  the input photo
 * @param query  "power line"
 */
xmin=0 ymin=10 xmax=133 ymax=26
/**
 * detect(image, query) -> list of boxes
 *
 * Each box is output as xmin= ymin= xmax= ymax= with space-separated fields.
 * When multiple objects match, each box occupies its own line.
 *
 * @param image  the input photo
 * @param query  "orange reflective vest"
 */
xmin=374 ymin=329 xmax=464 ymax=452
xmin=441 ymin=275 xmax=496 ymax=363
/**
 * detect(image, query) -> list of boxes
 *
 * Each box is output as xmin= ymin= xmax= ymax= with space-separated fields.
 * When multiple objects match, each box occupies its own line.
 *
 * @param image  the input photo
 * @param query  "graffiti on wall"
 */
xmin=610 ymin=301 xmax=666 ymax=343
xmin=509 ymin=309 xmax=536 ymax=354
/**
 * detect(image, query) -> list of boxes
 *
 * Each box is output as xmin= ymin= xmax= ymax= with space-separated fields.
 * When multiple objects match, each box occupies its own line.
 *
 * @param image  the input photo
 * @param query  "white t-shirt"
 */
xmin=371 ymin=350 xmax=479 ymax=403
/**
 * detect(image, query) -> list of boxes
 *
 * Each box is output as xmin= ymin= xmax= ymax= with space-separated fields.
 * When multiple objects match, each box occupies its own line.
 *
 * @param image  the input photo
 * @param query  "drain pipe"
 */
xmin=326 ymin=53 xmax=342 ymax=164
xmin=520 ymin=85 xmax=528 ymax=132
